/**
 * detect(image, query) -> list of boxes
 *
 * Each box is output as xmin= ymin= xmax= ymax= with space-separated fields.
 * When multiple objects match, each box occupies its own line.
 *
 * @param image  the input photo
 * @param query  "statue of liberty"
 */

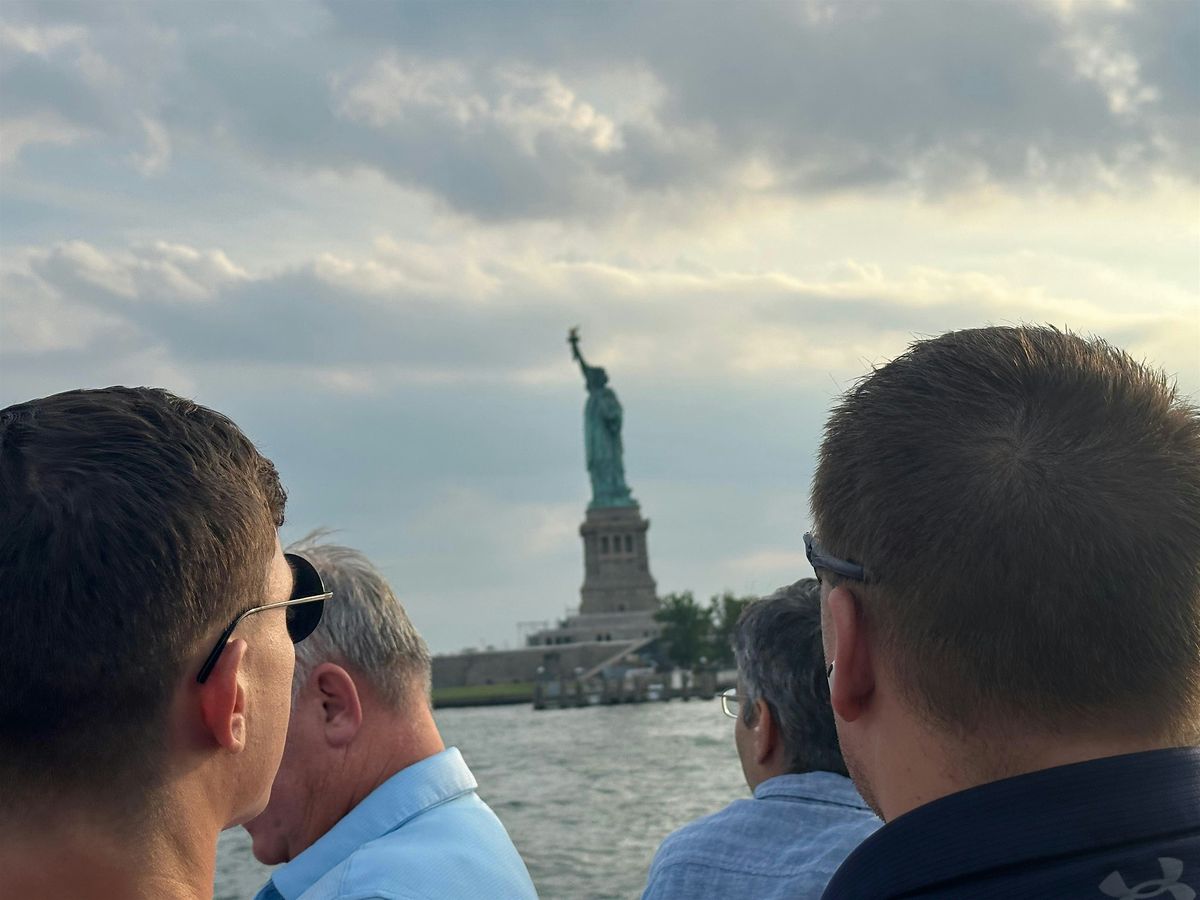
xmin=569 ymin=328 xmax=636 ymax=509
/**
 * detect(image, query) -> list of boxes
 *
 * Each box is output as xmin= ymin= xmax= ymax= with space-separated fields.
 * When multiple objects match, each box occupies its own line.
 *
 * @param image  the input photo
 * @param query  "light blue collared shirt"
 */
xmin=255 ymin=747 xmax=538 ymax=900
xmin=641 ymin=771 xmax=881 ymax=900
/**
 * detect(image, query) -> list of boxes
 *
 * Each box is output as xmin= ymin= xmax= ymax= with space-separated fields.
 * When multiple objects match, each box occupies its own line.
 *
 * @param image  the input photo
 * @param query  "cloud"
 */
xmin=0 ymin=111 xmax=91 ymax=164
xmin=335 ymin=57 xmax=620 ymax=155
xmin=131 ymin=115 xmax=171 ymax=175
xmin=6 ymin=237 xmax=1195 ymax=402
xmin=27 ymin=239 xmax=246 ymax=301
xmin=0 ymin=9 xmax=178 ymax=180
xmin=0 ymin=21 xmax=88 ymax=56
xmin=316 ymin=0 xmax=1199 ymax=215
xmin=2 ymin=1 xmax=1195 ymax=220
xmin=0 ymin=262 xmax=128 ymax=353
xmin=321 ymin=55 xmax=641 ymax=220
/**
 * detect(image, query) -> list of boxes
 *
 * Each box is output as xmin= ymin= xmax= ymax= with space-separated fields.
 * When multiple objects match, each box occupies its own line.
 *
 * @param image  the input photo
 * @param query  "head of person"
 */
xmin=245 ymin=535 xmax=436 ymax=865
xmin=810 ymin=325 xmax=1200 ymax=819
xmin=731 ymin=579 xmax=847 ymax=791
xmin=588 ymin=366 xmax=609 ymax=390
xmin=0 ymin=386 xmax=298 ymax=836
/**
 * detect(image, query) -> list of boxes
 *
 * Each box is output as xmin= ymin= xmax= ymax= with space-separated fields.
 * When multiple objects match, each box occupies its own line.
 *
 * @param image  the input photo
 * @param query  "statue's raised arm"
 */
xmin=568 ymin=326 xmax=590 ymax=378
xmin=568 ymin=327 xmax=608 ymax=394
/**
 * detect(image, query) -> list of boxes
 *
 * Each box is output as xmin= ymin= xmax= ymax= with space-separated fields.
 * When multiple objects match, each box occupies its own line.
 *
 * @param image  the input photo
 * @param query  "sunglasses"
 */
xmin=803 ymin=532 xmax=869 ymax=583
xmin=196 ymin=552 xmax=332 ymax=683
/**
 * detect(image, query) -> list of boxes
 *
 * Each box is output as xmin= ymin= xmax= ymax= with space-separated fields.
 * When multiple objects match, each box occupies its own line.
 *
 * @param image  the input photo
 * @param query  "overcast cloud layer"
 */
xmin=3 ymin=0 xmax=1198 ymax=652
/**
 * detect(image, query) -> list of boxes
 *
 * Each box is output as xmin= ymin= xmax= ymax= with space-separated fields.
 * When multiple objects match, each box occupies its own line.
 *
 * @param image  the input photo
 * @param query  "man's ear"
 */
xmin=198 ymin=639 xmax=248 ymax=753
xmin=827 ymin=584 xmax=875 ymax=723
xmin=312 ymin=663 xmax=363 ymax=748
xmin=750 ymin=697 xmax=777 ymax=765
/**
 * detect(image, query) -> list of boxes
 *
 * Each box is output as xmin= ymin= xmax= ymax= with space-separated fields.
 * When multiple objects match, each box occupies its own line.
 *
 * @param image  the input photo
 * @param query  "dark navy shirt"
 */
xmin=822 ymin=747 xmax=1200 ymax=899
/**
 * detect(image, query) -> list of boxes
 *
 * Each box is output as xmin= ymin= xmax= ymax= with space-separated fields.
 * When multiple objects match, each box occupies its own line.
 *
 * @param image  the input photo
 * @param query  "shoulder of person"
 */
xmin=321 ymin=799 xmax=535 ymax=899
xmin=649 ymin=798 xmax=756 ymax=866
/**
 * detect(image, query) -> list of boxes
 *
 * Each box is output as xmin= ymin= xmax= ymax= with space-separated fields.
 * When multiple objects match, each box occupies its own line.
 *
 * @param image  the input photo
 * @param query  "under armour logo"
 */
xmin=1099 ymin=858 xmax=1195 ymax=899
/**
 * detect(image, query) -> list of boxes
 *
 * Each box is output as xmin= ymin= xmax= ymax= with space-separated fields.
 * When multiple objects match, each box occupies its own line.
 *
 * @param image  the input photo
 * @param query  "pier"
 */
xmin=532 ymin=637 xmax=723 ymax=710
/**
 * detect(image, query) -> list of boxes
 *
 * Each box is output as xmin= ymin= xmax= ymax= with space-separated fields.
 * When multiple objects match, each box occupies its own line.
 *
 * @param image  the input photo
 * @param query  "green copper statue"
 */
xmin=569 ymin=328 xmax=636 ymax=509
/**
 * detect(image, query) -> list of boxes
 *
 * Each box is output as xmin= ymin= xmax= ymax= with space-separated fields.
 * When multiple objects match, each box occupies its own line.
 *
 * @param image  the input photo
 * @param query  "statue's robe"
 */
xmin=584 ymin=385 xmax=633 ymax=506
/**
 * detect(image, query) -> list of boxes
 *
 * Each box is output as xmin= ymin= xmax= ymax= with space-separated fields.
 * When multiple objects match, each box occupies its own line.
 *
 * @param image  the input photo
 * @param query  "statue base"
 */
xmin=578 ymin=504 xmax=657 ymax=615
xmin=525 ymin=504 xmax=661 ymax=648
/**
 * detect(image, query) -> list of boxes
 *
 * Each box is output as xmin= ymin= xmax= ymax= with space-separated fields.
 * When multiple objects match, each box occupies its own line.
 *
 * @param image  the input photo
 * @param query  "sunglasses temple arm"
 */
xmin=195 ymin=618 xmax=241 ymax=684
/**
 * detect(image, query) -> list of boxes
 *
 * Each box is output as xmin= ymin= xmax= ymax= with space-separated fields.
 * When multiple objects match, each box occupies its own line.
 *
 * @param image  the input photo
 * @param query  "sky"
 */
xmin=2 ymin=0 xmax=1197 ymax=654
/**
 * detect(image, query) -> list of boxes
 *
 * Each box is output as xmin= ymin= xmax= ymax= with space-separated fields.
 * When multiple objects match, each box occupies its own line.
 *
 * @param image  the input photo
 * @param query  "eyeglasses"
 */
xmin=803 ymin=532 xmax=869 ymax=583
xmin=196 ymin=552 xmax=332 ymax=683
xmin=720 ymin=687 xmax=743 ymax=719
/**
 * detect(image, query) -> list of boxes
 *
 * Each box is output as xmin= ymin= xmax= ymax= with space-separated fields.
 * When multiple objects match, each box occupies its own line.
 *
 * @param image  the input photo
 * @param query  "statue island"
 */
xmin=430 ymin=330 xmax=664 ymax=698
xmin=526 ymin=329 xmax=660 ymax=647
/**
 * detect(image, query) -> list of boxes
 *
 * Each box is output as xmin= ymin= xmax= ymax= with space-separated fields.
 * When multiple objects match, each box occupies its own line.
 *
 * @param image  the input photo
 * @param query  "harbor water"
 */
xmin=214 ymin=699 xmax=748 ymax=899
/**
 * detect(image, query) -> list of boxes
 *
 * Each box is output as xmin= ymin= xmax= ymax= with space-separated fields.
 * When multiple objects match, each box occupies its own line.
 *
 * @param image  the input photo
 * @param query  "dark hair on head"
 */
xmin=733 ymin=579 xmax=846 ymax=776
xmin=811 ymin=325 xmax=1200 ymax=742
xmin=0 ymin=386 xmax=286 ymax=812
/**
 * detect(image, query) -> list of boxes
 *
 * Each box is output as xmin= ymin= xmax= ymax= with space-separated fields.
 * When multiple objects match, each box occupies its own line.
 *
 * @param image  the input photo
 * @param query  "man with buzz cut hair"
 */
xmin=642 ymin=579 xmax=879 ymax=900
xmin=810 ymin=326 xmax=1200 ymax=899
xmin=245 ymin=534 xmax=538 ymax=900
xmin=0 ymin=386 xmax=328 ymax=899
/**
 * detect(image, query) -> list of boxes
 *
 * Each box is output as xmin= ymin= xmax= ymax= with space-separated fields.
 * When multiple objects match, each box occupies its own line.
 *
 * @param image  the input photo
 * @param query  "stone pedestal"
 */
xmin=525 ymin=504 xmax=661 ymax=648
xmin=579 ymin=504 xmax=657 ymax=614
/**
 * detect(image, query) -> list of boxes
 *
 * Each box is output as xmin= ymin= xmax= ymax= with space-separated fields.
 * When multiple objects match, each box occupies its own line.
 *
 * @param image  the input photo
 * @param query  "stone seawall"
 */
xmin=432 ymin=641 xmax=636 ymax=689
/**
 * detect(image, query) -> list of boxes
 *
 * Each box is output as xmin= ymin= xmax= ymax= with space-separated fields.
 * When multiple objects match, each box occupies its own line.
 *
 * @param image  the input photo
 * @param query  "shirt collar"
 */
xmin=822 ymin=746 xmax=1200 ymax=899
xmin=271 ymin=746 xmax=477 ymax=900
xmin=754 ymin=771 xmax=871 ymax=810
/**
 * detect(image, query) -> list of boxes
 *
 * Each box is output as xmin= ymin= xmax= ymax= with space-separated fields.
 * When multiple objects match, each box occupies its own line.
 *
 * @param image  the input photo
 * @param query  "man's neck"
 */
xmin=871 ymin=723 xmax=1180 ymax=822
xmin=745 ymin=759 xmax=791 ymax=793
xmin=344 ymin=703 xmax=446 ymax=812
xmin=0 ymin=802 xmax=218 ymax=900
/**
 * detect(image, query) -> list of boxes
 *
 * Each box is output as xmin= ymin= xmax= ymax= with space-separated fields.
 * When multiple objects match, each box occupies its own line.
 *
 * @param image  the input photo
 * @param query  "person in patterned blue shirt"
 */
xmin=642 ymin=579 xmax=880 ymax=900
xmin=245 ymin=535 xmax=537 ymax=900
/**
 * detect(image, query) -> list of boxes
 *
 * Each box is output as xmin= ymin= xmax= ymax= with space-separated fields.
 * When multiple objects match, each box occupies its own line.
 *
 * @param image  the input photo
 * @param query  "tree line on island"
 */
xmin=653 ymin=591 xmax=755 ymax=670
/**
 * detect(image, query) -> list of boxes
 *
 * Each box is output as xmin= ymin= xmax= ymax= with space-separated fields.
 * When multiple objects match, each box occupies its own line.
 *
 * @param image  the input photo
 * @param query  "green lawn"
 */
xmin=432 ymin=681 xmax=535 ymax=708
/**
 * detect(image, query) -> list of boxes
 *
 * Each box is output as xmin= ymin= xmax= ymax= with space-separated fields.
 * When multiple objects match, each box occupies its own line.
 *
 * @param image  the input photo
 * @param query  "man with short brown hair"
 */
xmin=0 ymin=387 xmax=329 ymax=899
xmin=811 ymin=326 xmax=1200 ymax=898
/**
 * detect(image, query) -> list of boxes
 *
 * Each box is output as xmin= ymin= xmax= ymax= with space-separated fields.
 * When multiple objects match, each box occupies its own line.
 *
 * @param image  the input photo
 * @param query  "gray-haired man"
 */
xmin=642 ymin=580 xmax=879 ymax=900
xmin=244 ymin=536 xmax=538 ymax=899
